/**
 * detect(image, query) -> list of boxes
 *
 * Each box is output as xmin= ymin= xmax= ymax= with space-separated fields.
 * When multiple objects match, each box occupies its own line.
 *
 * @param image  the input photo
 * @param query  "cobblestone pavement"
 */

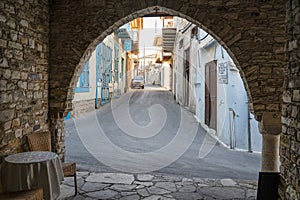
xmin=59 ymin=171 xmax=257 ymax=200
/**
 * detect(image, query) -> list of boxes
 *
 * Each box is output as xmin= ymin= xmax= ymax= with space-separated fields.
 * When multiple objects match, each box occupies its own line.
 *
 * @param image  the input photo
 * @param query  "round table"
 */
xmin=1 ymin=151 xmax=64 ymax=200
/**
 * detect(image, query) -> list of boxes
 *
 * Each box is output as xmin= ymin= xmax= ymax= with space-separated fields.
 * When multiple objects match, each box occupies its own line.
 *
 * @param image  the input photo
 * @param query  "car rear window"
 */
xmin=133 ymin=76 xmax=143 ymax=80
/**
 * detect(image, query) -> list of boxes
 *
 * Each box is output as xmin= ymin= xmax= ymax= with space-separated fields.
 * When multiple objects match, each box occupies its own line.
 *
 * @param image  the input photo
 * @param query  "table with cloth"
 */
xmin=1 ymin=151 xmax=64 ymax=200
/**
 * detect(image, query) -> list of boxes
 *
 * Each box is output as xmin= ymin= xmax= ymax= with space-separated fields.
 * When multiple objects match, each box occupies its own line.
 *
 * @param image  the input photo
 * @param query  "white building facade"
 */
xmin=172 ymin=18 xmax=262 ymax=152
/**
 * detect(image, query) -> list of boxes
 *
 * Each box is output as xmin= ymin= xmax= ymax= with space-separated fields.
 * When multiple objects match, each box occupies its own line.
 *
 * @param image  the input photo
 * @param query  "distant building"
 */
xmin=152 ymin=17 xmax=176 ymax=90
xmin=172 ymin=18 xmax=262 ymax=152
xmin=70 ymin=23 xmax=138 ymax=118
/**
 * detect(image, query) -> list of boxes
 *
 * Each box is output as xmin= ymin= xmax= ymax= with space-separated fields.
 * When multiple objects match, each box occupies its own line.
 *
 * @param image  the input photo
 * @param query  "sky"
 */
xmin=139 ymin=17 xmax=162 ymax=57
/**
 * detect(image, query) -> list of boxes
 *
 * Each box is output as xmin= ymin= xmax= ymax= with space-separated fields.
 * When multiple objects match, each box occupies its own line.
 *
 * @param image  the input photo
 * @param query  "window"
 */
xmin=75 ymin=62 xmax=90 ymax=92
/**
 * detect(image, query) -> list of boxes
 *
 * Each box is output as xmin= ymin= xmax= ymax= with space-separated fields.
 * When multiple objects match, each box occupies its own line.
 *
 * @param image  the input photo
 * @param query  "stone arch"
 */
xmin=69 ymin=6 xmax=253 ymax=111
xmin=49 ymin=0 xmax=285 ymax=154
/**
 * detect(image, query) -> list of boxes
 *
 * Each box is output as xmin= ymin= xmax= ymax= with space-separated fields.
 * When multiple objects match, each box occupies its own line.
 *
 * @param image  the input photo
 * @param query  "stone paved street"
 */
xmin=65 ymin=89 xmax=261 ymax=181
xmin=59 ymin=171 xmax=257 ymax=199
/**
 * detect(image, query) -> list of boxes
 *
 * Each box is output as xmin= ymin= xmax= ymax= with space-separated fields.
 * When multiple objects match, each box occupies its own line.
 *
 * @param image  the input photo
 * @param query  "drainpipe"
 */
xmin=247 ymin=104 xmax=253 ymax=152
xmin=95 ymin=46 xmax=99 ymax=108
xmin=229 ymin=108 xmax=235 ymax=149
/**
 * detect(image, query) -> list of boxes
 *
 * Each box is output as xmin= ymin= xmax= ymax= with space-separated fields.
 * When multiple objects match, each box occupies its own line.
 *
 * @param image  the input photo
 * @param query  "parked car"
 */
xmin=131 ymin=76 xmax=144 ymax=89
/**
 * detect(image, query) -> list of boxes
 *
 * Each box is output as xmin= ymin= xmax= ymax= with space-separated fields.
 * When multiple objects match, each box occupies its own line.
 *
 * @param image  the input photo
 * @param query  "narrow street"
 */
xmin=65 ymin=86 xmax=261 ymax=181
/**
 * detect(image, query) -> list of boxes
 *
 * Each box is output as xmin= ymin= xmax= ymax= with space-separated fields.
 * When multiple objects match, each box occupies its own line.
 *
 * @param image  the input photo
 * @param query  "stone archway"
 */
xmin=2 ymin=0 xmax=300 ymax=198
xmin=48 ymin=0 xmax=285 ymax=195
xmin=49 ymin=1 xmax=285 ymax=116
xmin=49 ymin=1 xmax=285 ymax=157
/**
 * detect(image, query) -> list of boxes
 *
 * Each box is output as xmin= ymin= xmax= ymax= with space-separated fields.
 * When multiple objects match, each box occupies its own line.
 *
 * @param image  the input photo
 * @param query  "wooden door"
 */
xmin=205 ymin=60 xmax=217 ymax=130
xmin=184 ymin=49 xmax=190 ymax=106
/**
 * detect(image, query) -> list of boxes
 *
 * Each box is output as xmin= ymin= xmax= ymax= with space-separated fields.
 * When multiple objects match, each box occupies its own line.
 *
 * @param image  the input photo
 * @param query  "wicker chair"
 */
xmin=27 ymin=132 xmax=77 ymax=195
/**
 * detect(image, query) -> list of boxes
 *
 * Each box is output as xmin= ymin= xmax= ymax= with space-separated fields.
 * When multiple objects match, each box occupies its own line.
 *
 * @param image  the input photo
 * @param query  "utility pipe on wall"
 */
xmin=247 ymin=104 xmax=253 ymax=153
xmin=229 ymin=108 xmax=235 ymax=149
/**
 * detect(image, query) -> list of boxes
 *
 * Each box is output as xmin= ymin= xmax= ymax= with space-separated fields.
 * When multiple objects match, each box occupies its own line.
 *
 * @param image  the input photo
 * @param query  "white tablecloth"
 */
xmin=1 ymin=151 xmax=64 ymax=200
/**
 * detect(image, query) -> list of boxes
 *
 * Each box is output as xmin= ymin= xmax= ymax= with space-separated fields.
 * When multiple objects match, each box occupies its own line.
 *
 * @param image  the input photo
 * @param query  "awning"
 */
xmin=162 ymin=27 xmax=176 ymax=52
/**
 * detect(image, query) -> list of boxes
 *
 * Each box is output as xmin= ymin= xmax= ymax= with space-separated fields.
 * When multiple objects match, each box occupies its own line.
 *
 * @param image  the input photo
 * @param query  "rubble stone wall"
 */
xmin=280 ymin=0 xmax=300 ymax=199
xmin=0 ymin=0 xmax=49 ymax=154
xmin=72 ymin=99 xmax=95 ymax=118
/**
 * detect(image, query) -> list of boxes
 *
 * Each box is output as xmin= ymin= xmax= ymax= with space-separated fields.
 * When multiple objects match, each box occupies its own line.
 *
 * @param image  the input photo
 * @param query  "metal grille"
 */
xmin=97 ymin=43 xmax=112 ymax=105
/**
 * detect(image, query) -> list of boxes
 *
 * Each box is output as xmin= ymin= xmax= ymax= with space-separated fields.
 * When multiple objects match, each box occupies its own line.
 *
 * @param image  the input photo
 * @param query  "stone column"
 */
xmin=261 ymin=134 xmax=280 ymax=172
xmin=258 ymin=112 xmax=281 ymax=172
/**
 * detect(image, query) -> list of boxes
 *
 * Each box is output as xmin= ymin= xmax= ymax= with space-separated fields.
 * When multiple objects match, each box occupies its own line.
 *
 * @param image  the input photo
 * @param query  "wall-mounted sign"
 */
xmin=123 ymin=40 xmax=132 ymax=51
xmin=218 ymin=62 xmax=228 ymax=84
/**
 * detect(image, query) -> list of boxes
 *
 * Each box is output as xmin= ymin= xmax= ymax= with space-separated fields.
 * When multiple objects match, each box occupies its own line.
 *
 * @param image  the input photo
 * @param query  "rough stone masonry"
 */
xmin=280 ymin=0 xmax=300 ymax=199
xmin=0 ymin=0 xmax=49 ymax=154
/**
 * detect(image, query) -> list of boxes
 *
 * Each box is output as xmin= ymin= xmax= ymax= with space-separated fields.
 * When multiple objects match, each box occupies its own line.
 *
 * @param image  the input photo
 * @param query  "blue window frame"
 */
xmin=75 ymin=62 xmax=90 ymax=92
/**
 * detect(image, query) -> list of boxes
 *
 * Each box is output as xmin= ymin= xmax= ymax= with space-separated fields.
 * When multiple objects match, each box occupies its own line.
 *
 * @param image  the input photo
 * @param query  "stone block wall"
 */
xmin=280 ymin=0 xmax=300 ymax=199
xmin=72 ymin=99 xmax=96 ymax=118
xmin=0 ymin=0 xmax=49 ymax=154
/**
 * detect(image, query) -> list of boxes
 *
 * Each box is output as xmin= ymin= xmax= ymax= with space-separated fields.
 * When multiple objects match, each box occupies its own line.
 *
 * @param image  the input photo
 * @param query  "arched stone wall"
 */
xmin=49 ymin=0 xmax=285 ymax=118
xmin=1 ymin=0 xmax=296 ymax=198
xmin=48 ymin=0 xmax=285 ymax=159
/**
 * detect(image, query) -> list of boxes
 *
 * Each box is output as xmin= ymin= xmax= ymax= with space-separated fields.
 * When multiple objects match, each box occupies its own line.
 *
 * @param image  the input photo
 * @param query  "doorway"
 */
xmin=205 ymin=60 xmax=217 ymax=130
xmin=184 ymin=48 xmax=190 ymax=106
